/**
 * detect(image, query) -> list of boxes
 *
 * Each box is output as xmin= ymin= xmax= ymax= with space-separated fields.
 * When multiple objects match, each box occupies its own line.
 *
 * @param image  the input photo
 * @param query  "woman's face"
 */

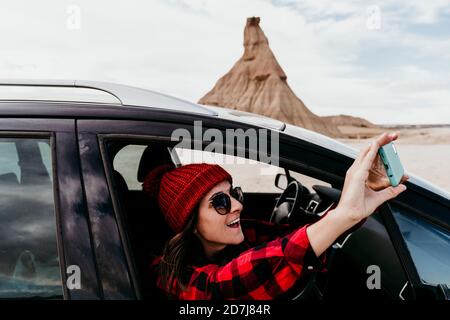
xmin=196 ymin=180 xmax=244 ymax=255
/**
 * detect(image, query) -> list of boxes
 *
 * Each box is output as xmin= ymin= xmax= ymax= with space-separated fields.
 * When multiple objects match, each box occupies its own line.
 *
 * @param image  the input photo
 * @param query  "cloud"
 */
xmin=0 ymin=0 xmax=448 ymax=124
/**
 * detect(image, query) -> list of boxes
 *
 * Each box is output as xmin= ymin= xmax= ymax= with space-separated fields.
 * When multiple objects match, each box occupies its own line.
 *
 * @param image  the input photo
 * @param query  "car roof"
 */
xmin=0 ymin=79 xmax=217 ymax=116
xmin=0 ymin=79 xmax=292 ymax=132
xmin=0 ymin=80 xmax=449 ymax=201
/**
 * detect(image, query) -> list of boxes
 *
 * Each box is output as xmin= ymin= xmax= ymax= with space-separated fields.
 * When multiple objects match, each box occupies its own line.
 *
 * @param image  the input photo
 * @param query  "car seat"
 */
xmin=111 ymin=144 xmax=175 ymax=299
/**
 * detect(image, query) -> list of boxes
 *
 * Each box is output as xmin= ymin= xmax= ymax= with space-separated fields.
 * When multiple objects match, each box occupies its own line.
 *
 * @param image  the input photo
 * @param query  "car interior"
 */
xmin=107 ymin=141 xmax=406 ymax=301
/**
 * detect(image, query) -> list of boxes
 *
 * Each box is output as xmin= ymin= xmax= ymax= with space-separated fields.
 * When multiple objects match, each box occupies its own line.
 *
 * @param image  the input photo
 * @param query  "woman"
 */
xmin=144 ymin=133 xmax=408 ymax=300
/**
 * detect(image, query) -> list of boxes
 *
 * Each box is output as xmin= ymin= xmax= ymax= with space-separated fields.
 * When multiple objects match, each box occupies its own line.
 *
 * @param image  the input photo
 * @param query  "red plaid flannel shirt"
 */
xmin=151 ymin=204 xmax=365 ymax=300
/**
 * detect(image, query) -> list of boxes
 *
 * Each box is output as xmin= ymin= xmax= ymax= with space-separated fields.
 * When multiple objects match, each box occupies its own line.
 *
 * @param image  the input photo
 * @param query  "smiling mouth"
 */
xmin=226 ymin=217 xmax=240 ymax=228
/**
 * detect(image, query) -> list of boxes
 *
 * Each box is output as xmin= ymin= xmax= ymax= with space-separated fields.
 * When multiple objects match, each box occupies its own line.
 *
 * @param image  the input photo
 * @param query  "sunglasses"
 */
xmin=208 ymin=186 xmax=244 ymax=215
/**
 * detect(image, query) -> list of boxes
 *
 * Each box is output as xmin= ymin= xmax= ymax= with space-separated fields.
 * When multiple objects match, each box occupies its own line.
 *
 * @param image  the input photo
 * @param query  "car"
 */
xmin=0 ymin=80 xmax=448 ymax=300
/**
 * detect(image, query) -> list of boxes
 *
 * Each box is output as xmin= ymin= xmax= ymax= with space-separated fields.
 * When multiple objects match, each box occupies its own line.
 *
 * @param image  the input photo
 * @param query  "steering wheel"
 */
xmin=270 ymin=180 xmax=336 ymax=301
xmin=270 ymin=180 xmax=304 ymax=224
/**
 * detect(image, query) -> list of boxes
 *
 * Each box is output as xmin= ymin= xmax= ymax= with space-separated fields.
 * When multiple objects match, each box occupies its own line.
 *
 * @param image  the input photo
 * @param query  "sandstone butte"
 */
xmin=199 ymin=17 xmax=376 ymax=138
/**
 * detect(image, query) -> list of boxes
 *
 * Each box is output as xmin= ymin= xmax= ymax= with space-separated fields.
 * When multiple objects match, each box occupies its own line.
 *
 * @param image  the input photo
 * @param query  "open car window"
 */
xmin=174 ymin=148 xmax=330 ymax=193
xmin=104 ymin=137 xmax=410 ymax=301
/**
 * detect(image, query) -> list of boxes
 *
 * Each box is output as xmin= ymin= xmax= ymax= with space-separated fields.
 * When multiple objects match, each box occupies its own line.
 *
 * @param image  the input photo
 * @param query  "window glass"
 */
xmin=113 ymin=145 xmax=147 ymax=190
xmin=38 ymin=142 xmax=53 ymax=182
xmin=0 ymin=138 xmax=63 ymax=298
xmin=0 ymin=142 xmax=20 ymax=179
xmin=392 ymin=206 xmax=450 ymax=286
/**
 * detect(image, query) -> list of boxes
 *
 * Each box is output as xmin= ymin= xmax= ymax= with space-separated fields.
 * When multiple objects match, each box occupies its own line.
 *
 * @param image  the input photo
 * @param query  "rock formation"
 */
xmin=198 ymin=17 xmax=342 ymax=137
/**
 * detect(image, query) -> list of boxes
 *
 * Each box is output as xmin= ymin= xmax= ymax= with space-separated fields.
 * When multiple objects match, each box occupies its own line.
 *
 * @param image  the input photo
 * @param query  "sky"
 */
xmin=1 ymin=0 xmax=450 ymax=124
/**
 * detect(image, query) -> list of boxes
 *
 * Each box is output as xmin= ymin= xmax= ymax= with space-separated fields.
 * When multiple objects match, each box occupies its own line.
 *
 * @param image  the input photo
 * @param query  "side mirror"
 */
xmin=275 ymin=173 xmax=288 ymax=190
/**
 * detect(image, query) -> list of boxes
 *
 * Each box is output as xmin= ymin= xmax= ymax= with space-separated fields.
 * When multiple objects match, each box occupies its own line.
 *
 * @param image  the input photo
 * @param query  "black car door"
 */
xmin=76 ymin=116 xmax=283 ymax=299
xmin=77 ymin=114 xmax=446 ymax=302
xmin=0 ymin=117 xmax=100 ymax=300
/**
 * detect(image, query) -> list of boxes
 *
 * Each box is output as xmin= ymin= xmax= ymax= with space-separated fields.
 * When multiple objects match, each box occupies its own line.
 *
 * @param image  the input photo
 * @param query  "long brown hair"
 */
xmin=158 ymin=205 xmax=201 ymax=296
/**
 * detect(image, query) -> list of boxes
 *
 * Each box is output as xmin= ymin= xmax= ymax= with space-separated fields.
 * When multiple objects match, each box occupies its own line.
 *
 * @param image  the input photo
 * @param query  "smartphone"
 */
xmin=378 ymin=142 xmax=405 ymax=187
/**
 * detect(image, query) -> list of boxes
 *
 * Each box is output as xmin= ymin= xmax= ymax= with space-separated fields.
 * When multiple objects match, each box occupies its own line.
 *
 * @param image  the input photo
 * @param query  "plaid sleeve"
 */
xmin=175 ymin=225 xmax=325 ymax=300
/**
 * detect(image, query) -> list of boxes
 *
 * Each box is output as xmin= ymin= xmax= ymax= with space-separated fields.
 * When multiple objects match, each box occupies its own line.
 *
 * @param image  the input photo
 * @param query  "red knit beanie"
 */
xmin=143 ymin=163 xmax=232 ymax=233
